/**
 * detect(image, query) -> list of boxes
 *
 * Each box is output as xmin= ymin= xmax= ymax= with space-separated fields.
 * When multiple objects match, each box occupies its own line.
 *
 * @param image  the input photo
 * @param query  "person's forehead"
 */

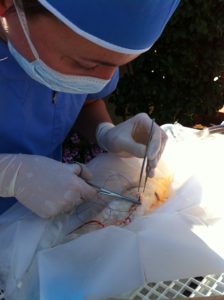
xmin=42 ymin=18 xmax=139 ymax=66
xmin=38 ymin=0 xmax=180 ymax=55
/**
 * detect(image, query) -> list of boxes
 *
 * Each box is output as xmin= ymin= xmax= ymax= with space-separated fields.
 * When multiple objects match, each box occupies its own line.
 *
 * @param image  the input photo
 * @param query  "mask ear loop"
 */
xmin=13 ymin=0 xmax=39 ymax=59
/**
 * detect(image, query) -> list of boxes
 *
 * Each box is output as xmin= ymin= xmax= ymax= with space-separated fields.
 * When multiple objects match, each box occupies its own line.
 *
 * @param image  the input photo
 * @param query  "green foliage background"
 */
xmin=109 ymin=0 xmax=224 ymax=126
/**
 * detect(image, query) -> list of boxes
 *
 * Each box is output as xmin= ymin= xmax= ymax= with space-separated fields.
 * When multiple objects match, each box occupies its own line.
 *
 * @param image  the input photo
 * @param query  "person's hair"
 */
xmin=14 ymin=0 xmax=50 ymax=16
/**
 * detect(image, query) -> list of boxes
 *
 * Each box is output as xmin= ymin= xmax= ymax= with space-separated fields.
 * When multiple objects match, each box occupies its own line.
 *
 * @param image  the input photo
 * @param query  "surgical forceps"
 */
xmin=87 ymin=182 xmax=141 ymax=205
xmin=74 ymin=161 xmax=140 ymax=205
xmin=138 ymin=120 xmax=155 ymax=194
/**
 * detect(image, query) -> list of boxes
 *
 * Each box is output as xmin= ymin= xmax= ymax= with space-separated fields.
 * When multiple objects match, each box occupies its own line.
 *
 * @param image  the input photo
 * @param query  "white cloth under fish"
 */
xmin=1 ymin=124 xmax=224 ymax=300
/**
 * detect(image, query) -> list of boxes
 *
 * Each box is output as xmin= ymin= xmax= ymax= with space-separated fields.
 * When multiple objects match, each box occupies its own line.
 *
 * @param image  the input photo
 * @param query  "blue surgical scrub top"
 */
xmin=0 ymin=41 xmax=119 ymax=215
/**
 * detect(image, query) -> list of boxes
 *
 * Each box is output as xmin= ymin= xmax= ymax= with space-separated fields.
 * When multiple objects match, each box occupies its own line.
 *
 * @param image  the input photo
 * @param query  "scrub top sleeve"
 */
xmin=86 ymin=68 xmax=119 ymax=100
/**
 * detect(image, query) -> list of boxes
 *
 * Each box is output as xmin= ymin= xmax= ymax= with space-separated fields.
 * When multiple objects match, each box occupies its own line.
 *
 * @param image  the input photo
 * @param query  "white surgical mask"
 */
xmin=9 ymin=1 xmax=110 ymax=94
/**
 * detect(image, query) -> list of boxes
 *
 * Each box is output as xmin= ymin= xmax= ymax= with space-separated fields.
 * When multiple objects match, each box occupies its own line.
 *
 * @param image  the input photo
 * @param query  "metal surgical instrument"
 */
xmin=138 ymin=120 xmax=155 ymax=194
xmin=87 ymin=182 xmax=141 ymax=205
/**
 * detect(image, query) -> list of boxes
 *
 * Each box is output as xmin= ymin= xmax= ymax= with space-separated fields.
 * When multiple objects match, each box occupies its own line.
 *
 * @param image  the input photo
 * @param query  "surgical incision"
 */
xmin=73 ymin=174 xmax=172 ymax=235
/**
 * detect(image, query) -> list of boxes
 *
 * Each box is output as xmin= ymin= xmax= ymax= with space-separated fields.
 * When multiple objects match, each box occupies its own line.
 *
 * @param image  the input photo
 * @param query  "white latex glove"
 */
xmin=0 ymin=154 xmax=97 ymax=218
xmin=96 ymin=113 xmax=167 ymax=177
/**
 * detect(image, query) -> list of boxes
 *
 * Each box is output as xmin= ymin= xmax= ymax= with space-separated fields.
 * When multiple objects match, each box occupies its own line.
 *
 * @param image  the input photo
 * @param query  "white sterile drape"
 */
xmin=1 ymin=124 xmax=224 ymax=300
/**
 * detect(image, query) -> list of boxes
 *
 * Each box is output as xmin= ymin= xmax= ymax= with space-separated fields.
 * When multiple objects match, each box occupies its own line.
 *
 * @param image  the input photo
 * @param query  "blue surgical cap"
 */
xmin=38 ymin=0 xmax=180 ymax=54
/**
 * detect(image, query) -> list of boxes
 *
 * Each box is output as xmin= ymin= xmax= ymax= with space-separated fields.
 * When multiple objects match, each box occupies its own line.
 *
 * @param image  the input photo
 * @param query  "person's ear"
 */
xmin=0 ymin=0 xmax=14 ymax=17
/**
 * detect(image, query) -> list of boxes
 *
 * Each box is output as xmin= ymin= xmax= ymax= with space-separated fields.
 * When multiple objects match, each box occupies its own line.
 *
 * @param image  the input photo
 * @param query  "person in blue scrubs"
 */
xmin=0 ymin=0 xmax=180 ymax=218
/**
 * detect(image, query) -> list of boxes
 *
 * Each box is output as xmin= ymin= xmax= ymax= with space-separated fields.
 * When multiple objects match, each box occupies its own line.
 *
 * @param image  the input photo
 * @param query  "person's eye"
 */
xmin=72 ymin=59 xmax=98 ymax=70
xmin=81 ymin=64 xmax=98 ymax=70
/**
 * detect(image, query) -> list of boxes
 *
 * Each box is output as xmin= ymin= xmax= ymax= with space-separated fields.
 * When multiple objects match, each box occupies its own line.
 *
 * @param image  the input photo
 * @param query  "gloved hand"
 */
xmin=96 ymin=113 xmax=167 ymax=177
xmin=0 ymin=154 xmax=97 ymax=218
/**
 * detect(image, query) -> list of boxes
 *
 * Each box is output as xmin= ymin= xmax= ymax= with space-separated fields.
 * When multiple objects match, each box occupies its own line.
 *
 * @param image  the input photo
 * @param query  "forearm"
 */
xmin=74 ymin=99 xmax=112 ymax=142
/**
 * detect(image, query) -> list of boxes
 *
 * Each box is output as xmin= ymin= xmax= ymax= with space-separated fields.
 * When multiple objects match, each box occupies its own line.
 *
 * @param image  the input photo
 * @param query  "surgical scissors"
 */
xmin=138 ymin=120 xmax=155 ymax=194
xmin=87 ymin=182 xmax=141 ymax=205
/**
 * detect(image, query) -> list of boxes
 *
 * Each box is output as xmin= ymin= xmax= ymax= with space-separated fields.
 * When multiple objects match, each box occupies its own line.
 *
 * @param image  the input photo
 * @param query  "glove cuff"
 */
xmin=96 ymin=122 xmax=115 ymax=151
